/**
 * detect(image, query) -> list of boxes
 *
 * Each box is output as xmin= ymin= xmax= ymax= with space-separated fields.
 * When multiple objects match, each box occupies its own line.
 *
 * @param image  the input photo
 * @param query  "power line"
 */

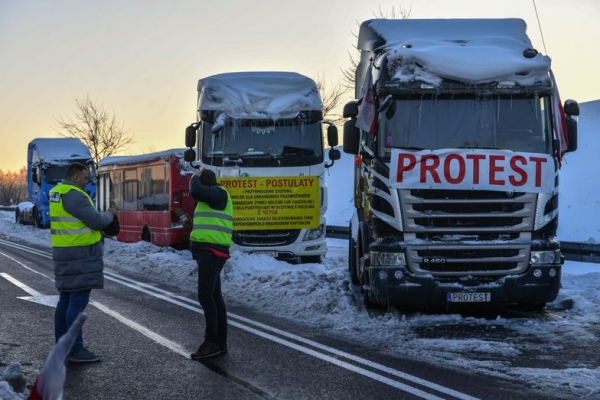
xmin=532 ymin=0 xmax=548 ymax=54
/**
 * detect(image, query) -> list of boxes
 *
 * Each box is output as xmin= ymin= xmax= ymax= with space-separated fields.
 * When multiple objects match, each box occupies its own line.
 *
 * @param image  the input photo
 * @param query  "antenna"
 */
xmin=532 ymin=0 xmax=548 ymax=54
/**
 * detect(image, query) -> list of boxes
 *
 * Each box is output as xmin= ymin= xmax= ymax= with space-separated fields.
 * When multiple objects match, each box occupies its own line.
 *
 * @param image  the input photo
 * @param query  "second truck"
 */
xmin=184 ymin=71 xmax=340 ymax=263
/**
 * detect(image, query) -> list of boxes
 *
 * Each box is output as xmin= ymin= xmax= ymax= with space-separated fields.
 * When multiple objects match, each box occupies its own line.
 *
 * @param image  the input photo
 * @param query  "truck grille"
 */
xmin=233 ymin=229 xmax=300 ymax=247
xmin=400 ymin=189 xmax=535 ymax=276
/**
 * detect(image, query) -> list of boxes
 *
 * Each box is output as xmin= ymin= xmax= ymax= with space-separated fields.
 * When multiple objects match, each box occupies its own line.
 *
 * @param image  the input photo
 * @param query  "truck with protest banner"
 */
xmin=183 ymin=71 xmax=340 ymax=263
xmin=342 ymin=18 xmax=579 ymax=308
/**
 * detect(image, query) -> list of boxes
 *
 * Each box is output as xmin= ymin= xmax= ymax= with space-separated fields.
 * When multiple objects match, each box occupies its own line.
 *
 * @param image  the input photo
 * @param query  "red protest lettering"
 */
xmin=444 ymin=153 xmax=465 ymax=184
xmin=529 ymin=156 xmax=549 ymax=187
xmin=489 ymin=155 xmax=506 ymax=185
xmin=421 ymin=154 xmax=441 ymax=183
xmin=508 ymin=155 xmax=527 ymax=187
xmin=466 ymin=154 xmax=485 ymax=184
xmin=396 ymin=153 xmax=417 ymax=183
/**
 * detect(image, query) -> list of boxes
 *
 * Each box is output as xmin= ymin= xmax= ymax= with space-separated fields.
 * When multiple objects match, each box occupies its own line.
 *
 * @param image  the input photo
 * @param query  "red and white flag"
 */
xmin=356 ymin=64 xmax=376 ymax=134
xmin=27 ymin=313 xmax=88 ymax=400
xmin=550 ymin=70 xmax=568 ymax=165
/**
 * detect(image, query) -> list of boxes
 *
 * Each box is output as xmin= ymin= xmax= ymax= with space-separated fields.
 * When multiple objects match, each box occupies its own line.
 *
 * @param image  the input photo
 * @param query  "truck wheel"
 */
xmin=142 ymin=226 xmax=151 ymax=242
xmin=15 ymin=209 xmax=20 ymax=224
xmin=34 ymin=209 xmax=43 ymax=229
xmin=348 ymin=235 xmax=359 ymax=285
xmin=301 ymin=256 xmax=322 ymax=264
xmin=518 ymin=302 xmax=546 ymax=312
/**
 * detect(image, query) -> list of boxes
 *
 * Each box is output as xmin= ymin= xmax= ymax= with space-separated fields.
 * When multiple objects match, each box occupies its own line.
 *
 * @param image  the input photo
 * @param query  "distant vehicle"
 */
xmin=97 ymin=149 xmax=196 ymax=248
xmin=16 ymin=138 xmax=96 ymax=228
xmin=342 ymin=18 xmax=579 ymax=309
xmin=183 ymin=71 xmax=340 ymax=263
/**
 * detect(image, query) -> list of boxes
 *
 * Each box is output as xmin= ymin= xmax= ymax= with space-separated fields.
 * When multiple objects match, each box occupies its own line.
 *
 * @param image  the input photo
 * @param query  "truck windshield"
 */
xmin=380 ymin=95 xmax=553 ymax=156
xmin=43 ymin=162 xmax=96 ymax=184
xmin=201 ymin=120 xmax=323 ymax=165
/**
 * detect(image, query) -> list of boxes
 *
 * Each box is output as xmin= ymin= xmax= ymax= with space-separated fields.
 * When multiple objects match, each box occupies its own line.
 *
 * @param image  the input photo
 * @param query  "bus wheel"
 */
xmin=141 ymin=226 xmax=151 ymax=243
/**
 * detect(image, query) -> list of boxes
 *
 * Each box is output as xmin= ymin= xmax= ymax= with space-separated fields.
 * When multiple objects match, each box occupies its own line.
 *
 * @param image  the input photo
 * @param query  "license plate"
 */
xmin=252 ymin=251 xmax=278 ymax=257
xmin=447 ymin=292 xmax=491 ymax=303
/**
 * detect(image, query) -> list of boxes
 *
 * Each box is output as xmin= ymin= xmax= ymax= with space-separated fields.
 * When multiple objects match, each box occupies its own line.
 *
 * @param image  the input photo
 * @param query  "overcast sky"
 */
xmin=1 ymin=0 xmax=598 ymax=172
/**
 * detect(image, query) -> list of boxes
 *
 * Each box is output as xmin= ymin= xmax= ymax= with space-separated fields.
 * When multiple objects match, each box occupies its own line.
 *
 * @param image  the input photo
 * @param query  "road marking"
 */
xmin=1 ymin=239 xmax=479 ymax=400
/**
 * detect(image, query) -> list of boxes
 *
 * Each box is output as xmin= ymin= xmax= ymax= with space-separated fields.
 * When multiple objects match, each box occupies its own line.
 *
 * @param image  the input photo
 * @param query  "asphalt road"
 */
xmin=0 ymin=235 xmax=571 ymax=400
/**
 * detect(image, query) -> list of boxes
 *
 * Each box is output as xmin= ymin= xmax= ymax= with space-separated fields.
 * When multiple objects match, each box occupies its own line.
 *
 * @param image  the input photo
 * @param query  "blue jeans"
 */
xmin=196 ymin=251 xmax=227 ymax=346
xmin=55 ymin=289 xmax=91 ymax=353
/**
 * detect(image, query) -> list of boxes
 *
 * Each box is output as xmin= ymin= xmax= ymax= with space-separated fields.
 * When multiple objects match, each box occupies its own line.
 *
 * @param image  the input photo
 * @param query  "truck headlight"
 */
xmin=530 ymin=250 xmax=560 ymax=264
xmin=303 ymin=224 xmax=324 ymax=241
xmin=370 ymin=251 xmax=406 ymax=266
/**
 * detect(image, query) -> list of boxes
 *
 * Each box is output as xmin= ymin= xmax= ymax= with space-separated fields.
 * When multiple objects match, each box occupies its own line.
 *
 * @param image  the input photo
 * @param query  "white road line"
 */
xmin=1 ymin=240 xmax=479 ymax=400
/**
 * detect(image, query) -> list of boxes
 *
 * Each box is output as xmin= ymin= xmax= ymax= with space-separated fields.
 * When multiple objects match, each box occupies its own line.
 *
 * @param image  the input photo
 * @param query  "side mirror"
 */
xmin=32 ymin=169 xmax=39 ymax=184
xmin=343 ymin=101 xmax=359 ymax=118
xmin=184 ymin=148 xmax=196 ymax=163
xmin=343 ymin=119 xmax=360 ymax=155
xmin=564 ymin=99 xmax=579 ymax=116
xmin=327 ymin=125 xmax=338 ymax=147
xmin=185 ymin=125 xmax=198 ymax=148
xmin=328 ymin=148 xmax=341 ymax=161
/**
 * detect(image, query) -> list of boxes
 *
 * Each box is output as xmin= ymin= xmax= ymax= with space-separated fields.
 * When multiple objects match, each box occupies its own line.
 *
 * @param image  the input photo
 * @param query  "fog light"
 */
xmin=549 ymin=268 xmax=557 ymax=277
xmin=378 ymin=271 xmax=388 ymax=280
xmin=394 ymin=270 xmax=403 ymax=280
xmin=533 ymin=269 xmax=542 ymax=278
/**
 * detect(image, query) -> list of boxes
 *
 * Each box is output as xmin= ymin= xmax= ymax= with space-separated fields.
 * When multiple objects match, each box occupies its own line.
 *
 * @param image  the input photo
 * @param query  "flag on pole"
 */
xmin=356 ymin=64 xmax=376 ymax=134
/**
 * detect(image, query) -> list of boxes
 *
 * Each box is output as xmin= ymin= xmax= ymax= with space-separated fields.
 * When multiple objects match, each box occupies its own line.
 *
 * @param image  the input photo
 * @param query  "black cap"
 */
xmin=103 ymin=215 xmax=120 ymax=237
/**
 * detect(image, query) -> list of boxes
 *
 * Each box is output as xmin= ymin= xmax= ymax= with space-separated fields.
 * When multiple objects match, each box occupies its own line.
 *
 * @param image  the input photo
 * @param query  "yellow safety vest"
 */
xmin=49 ymin=183 xmax=102 ymax=248
xmin=190 ymin=187 xmax=233 ymax=247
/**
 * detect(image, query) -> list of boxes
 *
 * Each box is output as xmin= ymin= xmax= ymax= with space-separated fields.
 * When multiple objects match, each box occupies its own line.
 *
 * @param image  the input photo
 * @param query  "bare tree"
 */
xmin=0 ymin=167 xmax=27 ymax=205
xmin=315 ymin=73 xmax=347 ymax=126
xmin=55 ymin=95 xmax=134 ymax=165
xmin=341 ymin=5 xmax=412 ymax=94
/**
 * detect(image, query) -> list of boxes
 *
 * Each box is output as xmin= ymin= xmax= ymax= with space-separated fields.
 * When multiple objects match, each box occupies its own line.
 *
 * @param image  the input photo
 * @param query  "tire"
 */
xmin=518 ymin=302 xmax=546 ymax=312
xmin=141 ymin=226 xmax=151 ymax=242
xmin=348 ymin=230 xmax=359 ymax=284
xmin=15 ymin=210 xmax=20 ymax=224
xmin=301 ymin=256 xmax=322 ymax=264
xmin=34 ymin=209 xmax=43 ymax=229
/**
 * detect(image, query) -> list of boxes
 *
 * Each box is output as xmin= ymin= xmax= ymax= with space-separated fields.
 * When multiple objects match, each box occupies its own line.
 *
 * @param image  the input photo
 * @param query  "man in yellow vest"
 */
xmin=189 ymin=167 xmax=233 ymax=359
xmin=49 ymin=162 xmax=117 ymax=363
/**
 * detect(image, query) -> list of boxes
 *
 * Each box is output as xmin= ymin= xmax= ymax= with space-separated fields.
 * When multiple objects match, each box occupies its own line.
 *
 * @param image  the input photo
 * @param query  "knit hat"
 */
xmin=200 ymin=169 xmax=217 ymax=187
xmin=103 ymin=214 xmax=120 ymax=237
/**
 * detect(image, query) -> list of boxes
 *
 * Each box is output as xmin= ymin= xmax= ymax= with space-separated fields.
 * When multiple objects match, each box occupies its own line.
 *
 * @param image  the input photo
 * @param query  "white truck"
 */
xmin=343 ymin=18 xmax=579 ymax=309
xmin=183 ymin=71 xmax=340 ymax=263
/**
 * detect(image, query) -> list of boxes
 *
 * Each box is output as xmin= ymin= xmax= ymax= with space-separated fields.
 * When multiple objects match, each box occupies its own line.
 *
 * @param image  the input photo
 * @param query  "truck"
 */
xmin=183 ymin=71 xmax=340 ymax=263
xmin=16 ymin=138 xmax=96 ymax=228
xmin=342 ymin=18 xmax=579 ymax=309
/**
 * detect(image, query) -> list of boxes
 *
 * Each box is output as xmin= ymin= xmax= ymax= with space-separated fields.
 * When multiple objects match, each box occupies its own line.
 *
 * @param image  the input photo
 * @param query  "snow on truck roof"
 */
xmin=196 ymin=71 xmax=323 ymax=119
xmin=98 ymin=148 xmax=188 ymax=167
xmin=362 ymin=18 xmax=551 ymax=86
xmin=29 ymin=138 xmax=92 ymax=163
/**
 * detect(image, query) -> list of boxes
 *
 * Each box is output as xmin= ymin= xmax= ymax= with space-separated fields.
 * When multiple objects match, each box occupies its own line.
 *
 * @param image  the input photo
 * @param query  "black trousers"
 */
xmin=195 ymin=251 xmax=227 ymax=347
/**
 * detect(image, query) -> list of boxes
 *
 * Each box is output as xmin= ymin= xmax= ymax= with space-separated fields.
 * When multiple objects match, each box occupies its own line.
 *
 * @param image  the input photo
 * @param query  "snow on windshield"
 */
xmin=197 ymin=72 xmax=323 ymax=119
xmin=368 ymin=18 xmax=551 ymax=86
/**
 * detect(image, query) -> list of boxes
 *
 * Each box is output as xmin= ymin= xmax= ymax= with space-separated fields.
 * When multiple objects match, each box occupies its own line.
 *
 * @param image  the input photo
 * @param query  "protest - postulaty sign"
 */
xmin=219 ymin=176 xmax=320 ymax=230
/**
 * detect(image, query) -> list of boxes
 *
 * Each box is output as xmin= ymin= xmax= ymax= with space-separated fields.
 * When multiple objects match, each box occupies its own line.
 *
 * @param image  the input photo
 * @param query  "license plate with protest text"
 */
xmin=447 ymin=292 xmax=491 ymax=303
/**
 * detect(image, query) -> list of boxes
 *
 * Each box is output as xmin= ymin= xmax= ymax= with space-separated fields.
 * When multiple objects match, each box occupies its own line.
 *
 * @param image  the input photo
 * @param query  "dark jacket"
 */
xmin=52 ymin=179 xmax=114 ymax=292
xmin=189 ymin=174 xmax=231 ymax=256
